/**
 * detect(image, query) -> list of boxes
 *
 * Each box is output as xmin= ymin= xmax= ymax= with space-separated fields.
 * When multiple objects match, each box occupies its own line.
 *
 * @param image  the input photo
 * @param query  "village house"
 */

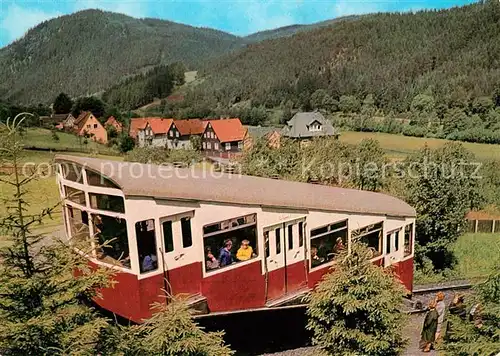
xmin=201 ymin=118 xmax=247 ymax=158
xmin=105 ymin=116 xmax=123 ymax=133
xmin=172 ymin=119 xmax=207 ymax=149
xmin=245 ymin=126 xmax=282 ymax=150
xmin=281 ymin=112 xmax=337 ymax=146
xmin=40 ymin=113 xmax=75 ymax=128
xmin=136 ymin=118 xmax=175 ymax=148
xmin=74 ymin=111 xmax=108 ymax=144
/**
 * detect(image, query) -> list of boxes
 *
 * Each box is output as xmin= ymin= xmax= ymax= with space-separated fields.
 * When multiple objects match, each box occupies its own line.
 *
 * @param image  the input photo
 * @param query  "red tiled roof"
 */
xmin=105 ymin=116 xmax=123 ymax=128
xmin=207 ymin=118 xmax=247 ymax=143
xmin=75 ymin=111 xmax=92 ymax=131
xmin=174 ymin=119 xmax=207 ymax=136
xmin=148 ymin=118 xmax=174 ymax=134
xmin=129 ymin=118 xmax=151 ymax=138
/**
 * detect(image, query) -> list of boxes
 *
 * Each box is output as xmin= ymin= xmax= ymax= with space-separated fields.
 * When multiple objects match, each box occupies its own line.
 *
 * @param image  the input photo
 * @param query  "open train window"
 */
xmin=86 ymin=170 xmax=120 ymax=189
xmin=136 ymin=219 xmax=158 ymax=274
xmin=404 ymin=224 xmax=413 ymax=257
xmin=353 ymin=222 xmax=383 ymax=258
xmin=310 ymin=220 xmax=347 ymax=269
xmin=93 ymin=214 xmax=130 ymax=269
xmin=89 ymin=193 xmax=125 ymax=214
xmin=203 ymin=213 xmax=258 ymax=273
xmin=162 ymin=221 xmax=174 ymax=253
xmin=60 ymin=162 xmax=84 ymax=183
xmin=64 ymin=186 xmax=86 ymax=206
xmin=181 ymin=217 xmax=193 ymax=248
xmin=66 ymin=205 xmax=90 ymax=250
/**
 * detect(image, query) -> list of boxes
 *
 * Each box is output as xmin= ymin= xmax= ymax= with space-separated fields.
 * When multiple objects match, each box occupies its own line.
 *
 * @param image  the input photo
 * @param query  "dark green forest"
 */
xmin=194 ymin=1 xmax=500 ymax=114
xmin=0 ymin=9 xmax=242 ymax=104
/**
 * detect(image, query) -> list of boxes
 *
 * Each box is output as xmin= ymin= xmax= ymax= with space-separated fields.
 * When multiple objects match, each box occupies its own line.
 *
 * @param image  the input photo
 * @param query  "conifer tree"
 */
xmin=0 ymin=113 xmax=112 ymax=355
xmin=306 ymin=242 xmax=407 ymax=356
xmin=117 ymin=297 xmax=234 ymax=355
xmin=443 ymin=263 xmax=500 ymax=355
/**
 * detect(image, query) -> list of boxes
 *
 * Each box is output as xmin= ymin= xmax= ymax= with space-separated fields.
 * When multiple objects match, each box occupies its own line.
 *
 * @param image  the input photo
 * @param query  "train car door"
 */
xmin=264 ymin=225 xmax=286 ymax=301
xmin=159 ymin=212 xmax=201 ymax=296
xmin=284 ymin=219 xmax=307 ymax=293
xmin=384 ymin=228 xmax=402 ymax=268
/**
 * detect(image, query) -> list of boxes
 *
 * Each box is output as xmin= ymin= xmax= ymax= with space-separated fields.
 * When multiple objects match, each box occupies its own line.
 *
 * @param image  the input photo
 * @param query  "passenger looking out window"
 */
xmin=219 ymin=239 xmax=233 ymax=267
xmin=205 ymin=247 xmax=220 ymax=270
xmin=310 ymin=220 xmax=348 ymax=269
xmin=236 ymin=239 xmax=254 ymax=261
xmin=311 ymin=246 xmax=325 ymax=267
xmin=136 ymin=219 xmax=158 ymax=274
xmin=203 ymin=214 xmax=258 ymax=273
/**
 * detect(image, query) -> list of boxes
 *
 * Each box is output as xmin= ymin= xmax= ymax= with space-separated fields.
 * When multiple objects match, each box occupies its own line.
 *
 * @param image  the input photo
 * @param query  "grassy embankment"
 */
xmin=414 ymin=233 xmax=500 ymax=285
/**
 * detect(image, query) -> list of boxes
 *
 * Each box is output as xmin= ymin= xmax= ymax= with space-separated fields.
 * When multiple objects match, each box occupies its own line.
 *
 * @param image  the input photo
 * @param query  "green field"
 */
xmin=21 ymin=128 xmax=118 ymax=155
xmin=414 ymin=233 xmax=500 ymax=285
xmin=339 ymin=131 xmax=500 ymax=161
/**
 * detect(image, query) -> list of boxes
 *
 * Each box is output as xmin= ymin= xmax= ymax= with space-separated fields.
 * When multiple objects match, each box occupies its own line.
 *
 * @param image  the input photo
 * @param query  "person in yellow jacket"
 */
xmin=236 ymin=239 xmax=253 ymax=261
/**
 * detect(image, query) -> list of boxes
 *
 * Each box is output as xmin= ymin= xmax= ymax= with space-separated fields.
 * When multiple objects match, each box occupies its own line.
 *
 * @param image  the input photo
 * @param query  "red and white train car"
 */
xmin=55 ymin=155 xmax=416 ymax=323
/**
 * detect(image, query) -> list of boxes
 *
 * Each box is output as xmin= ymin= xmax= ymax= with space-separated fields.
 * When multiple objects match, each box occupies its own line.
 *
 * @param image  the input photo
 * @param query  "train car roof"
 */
xmin=55 ymin=155 xmax=416 ymax=218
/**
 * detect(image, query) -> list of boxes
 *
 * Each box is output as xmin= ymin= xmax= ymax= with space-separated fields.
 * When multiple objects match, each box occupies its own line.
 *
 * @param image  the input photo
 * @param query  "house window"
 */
xmin=94 ymin=124 xmax=98 ymax=129
xmin=215 ymin=142 xmax=219 ymax=150
xmin=181 ymin=217 xmax=193 ymax=248
xmin=353 ymin=222 xmax=384 ymax=258
xmin=202 ymin=142 xmax=206 ymax=149
xmin=207 ymin=142 xmax=212 ymax=150
xmin=203 ymin=214 xmax=257 ymax=272
xmin=175 ymin=131 xmax=179 ymax=138
xmin=64 ymin=186 xmax=86 ymax=206
xmin=135 ymin=219 xmax=158 ymax=274
xmin=238 ymin=141 xmax=243 ymax=150
xmin=404 ymin=224 xmax=413 ymax=257
xmin=93 ymin=214 xmax=130 ymax=269
xmin=310 ymin=220 xmax=347 ymax=268
xmin=89 ymin=193 xmax=125 ymax=213
xmin=225 ymin=143 xmax=231 ymax=151
xmin=162 ymin=221 xmax=174 ymax=253
xmin=87 ymin=124 xmax=91 ymax=129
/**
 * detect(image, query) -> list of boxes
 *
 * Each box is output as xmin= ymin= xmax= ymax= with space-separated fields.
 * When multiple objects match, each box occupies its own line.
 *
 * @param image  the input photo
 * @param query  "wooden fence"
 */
xmin=466 ymin=219 xmax=500 ymax=233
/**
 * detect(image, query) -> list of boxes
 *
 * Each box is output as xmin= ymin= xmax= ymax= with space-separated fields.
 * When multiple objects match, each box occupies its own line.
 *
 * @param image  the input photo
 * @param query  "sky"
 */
xmin=0 ymin=0 xmax=478 ymax=47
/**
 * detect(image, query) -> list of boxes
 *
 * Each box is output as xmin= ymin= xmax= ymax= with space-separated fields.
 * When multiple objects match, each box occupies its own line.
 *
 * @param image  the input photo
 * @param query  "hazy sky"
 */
xmin=0 ymin=0 xmax=478 ymax=47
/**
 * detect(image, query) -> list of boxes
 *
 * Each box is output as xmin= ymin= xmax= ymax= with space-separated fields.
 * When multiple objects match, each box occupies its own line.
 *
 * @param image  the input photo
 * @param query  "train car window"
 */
xmin=298 ymin=222 xmax=304 ymax=248
xmin=86 ymin=170 xmax=120 ymax=189
xmin=203 ymin=213 xmax=258 ymax=273
xmin=67 ymin=205 xmax=90 ymax=249
xmin=60 ymin=162 xmax=84 ymax=183
xmin=404 ymin=224 xmax=413 ymax=257
xmin=181 ymin=217 xmax=193 ymax=248
xmin=93 ymin=214 xmax=130 ymax=269
xmin=386 ymin=233 xmax=391 ymax=254
xmin=275 ymin=228 xmax=281 ymax=254
xmin=136 ymin=219 xmax=158 ymax=274
xmin=353 ymin=222 xmax=383 ymax=258
xmin=264 ymin=231 xmax=270 ymax=258
xmin=287 ymin=225 xmax=293 ymax=250
xmin=64 ymin=186 xmax=86 ymax=206
xmin=310 ymin=220 xmax=348 ymax=269
xmin=89 ymin=193 xmax=125 ymax=214
xmin=394 ymin=231 xmax=400 ymax=251
xmin=162 ymin=221 xmax=174 ymax=253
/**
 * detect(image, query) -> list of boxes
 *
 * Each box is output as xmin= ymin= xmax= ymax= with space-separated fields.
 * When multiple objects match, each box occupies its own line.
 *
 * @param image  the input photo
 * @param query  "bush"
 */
xmin=306 ymin=243 xmax=407 ymax=356
xmin=125 ymin=147 xmax=202 ymax=166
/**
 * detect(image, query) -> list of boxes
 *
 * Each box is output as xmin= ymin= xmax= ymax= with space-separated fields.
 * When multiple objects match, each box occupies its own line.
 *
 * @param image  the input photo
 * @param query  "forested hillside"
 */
xmin=196 ymin=1 xmax=500 ymax=113
xmin=0 ymin=9 xmax=243 ymax=104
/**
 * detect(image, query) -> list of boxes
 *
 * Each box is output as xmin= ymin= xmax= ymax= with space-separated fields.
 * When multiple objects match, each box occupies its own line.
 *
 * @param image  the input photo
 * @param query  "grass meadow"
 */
xmin=339 ymin=131 xmax=500 ymax=161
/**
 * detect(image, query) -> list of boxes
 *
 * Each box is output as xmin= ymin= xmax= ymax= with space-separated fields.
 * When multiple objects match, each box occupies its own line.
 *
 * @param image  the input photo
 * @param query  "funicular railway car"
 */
xmin=55 ymin=155 xmax=416 ymax=323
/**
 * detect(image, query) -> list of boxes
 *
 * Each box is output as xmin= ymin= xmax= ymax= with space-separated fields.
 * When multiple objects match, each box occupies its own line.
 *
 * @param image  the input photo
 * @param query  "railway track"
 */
xmin=408 ymin=280 xmax=473 ymax=314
